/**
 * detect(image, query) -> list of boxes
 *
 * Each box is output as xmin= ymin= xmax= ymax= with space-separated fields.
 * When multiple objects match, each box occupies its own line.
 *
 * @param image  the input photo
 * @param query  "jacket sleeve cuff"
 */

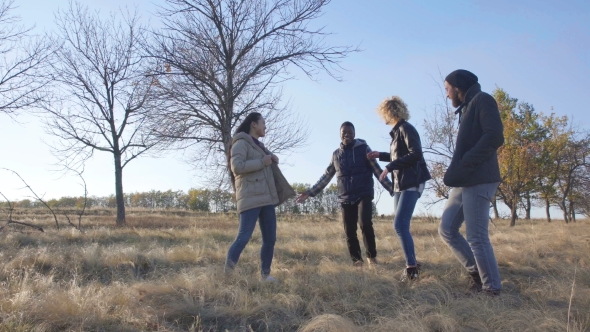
xmin=379 ymin=152 xmax=391 ymax=162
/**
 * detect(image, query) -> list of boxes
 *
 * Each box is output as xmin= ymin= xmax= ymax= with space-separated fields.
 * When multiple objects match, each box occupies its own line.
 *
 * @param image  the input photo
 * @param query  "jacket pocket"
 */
xmin=443 ymin=158 xmax=476 ymax=187
xmin=246 ymin=173 xmax=268 ymax=196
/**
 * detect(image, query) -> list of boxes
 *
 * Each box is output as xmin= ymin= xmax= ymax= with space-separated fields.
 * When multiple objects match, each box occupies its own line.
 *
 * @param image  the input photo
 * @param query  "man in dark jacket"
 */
xmin=439 ymin=69 xmax=504 ymax=295
xmin=296 ymin=122 xmax=393 ymax=266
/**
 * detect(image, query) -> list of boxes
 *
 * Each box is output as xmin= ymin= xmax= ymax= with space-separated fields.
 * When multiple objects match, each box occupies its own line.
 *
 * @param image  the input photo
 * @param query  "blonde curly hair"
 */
xmin=377 ymin=96 xmax=409 ymax=124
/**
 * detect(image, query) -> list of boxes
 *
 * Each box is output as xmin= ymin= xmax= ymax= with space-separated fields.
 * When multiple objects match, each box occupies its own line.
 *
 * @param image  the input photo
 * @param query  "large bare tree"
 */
xmin=41 ymin=3 xmax=161 ymax=226
xmin=145 ymin=0 xmax=356 ymax=185
xmin=0 ymin=0 xmax=52 ymax=116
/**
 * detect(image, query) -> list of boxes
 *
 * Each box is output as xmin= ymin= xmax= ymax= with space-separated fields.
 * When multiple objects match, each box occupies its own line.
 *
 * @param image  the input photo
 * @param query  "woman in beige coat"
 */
xmin=225 ymin=112 xmax=294 ymax=281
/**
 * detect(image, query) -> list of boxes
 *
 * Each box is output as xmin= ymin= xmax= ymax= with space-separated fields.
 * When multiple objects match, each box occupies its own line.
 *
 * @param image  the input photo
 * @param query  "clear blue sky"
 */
xmin=2 ymin=0 xmax=589 ymax=217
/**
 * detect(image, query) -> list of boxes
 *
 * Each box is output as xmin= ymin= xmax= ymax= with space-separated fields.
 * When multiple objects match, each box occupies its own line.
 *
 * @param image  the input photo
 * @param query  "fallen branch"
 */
xmin=2 ymin=219 xmax=44 ymax=232
xmin=2 ymin=168 xmax=60 ymax=229
xmin=0 ymin=191 xmax=44 ymax=232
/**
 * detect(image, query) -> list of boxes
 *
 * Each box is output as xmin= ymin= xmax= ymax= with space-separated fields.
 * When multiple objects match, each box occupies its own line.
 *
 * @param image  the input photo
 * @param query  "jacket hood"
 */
xmin=232 ymin=132 xmax=268 ymax=156
xmin=340 ymin=138 xmax=367 ymax=150
xmin=232 ymin=132 xmax=253 ymax=144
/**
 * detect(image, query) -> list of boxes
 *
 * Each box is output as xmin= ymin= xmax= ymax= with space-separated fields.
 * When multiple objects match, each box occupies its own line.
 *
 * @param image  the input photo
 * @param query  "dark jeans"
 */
xmin=393 ymin=190 xmax=421 ymax=266
xmin=225 ymin=205 xmax=276 ymax=277
xmin=341 ymin=196 xmax=376 ymax=262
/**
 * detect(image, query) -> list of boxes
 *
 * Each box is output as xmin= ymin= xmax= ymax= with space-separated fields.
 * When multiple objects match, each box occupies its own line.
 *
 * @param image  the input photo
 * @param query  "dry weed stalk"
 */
xmin=567 ymin=265 xmax=577 ymax=332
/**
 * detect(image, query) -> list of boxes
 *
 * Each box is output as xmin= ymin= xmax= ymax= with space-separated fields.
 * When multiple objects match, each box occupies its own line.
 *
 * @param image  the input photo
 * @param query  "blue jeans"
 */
xmin=393 ymin=190 xmax=421 ymax=267
xmin=225 ymin=205 xmax=277 ymax=277
xmin=438 ymin=183 xmax=501 ymax=291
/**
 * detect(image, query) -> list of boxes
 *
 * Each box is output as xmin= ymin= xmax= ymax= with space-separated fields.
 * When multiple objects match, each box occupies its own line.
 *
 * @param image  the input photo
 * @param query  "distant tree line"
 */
xmin=0 ymin=183 xmax=358 ymax=215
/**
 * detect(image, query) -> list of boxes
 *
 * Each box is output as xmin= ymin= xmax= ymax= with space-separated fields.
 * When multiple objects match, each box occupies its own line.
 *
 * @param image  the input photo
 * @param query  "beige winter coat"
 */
xmin=231 ymin=132 xmax=295 ymax=213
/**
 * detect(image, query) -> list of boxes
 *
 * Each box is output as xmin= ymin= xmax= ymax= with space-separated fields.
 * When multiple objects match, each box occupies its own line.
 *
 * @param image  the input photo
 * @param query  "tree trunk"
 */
xmin=545 ymin=198 xmax=551 ymax=222
xmin=561 ymin=200 xmax=569 ymax=223
xmin=114 ymin=152 xmax=126 ymax=226
xmin=570 ymin=201 xmax=576 ymax=222
xmin=510 ymin=198 xmax=517 ymax=227
xmin=525 ymin=192 xmax=531 ymax=220
xmin=492 ymin=195 xmax=500 ymax=219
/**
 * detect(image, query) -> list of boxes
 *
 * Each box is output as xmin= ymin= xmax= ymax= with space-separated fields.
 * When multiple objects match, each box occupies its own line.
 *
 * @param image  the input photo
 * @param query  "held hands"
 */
xmin=271 ymin=154 xmax=279 ymax=164
xmin=379 ymin=168 xmax=389 ymax=182
xmin=262 ymin=155 xmax=273 ymax=166
xmin=295 ymin=192 xmax=309 ymax=203
xmin=367 ymin=151 xmax=380 ymax=160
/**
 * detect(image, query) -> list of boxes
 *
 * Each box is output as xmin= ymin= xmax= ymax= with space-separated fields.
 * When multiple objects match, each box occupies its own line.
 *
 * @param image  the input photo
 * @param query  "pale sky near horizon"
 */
xmin=1 ymin=0 xmax=589 ymax=218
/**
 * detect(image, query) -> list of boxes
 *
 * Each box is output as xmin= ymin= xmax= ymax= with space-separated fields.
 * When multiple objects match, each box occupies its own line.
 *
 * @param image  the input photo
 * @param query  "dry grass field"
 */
xmin=0 ymin=209 xmax=589 ymax=331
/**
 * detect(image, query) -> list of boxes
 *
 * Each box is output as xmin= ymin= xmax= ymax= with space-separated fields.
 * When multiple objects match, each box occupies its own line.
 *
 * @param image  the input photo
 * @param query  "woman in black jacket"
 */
xmin=368 ymin=96 xmax=431 ymax=281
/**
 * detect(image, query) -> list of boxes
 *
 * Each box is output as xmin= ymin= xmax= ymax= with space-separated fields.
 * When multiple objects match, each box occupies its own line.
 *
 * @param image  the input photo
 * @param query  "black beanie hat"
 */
xmin=445 ymin=69 xmax=478 ymax=92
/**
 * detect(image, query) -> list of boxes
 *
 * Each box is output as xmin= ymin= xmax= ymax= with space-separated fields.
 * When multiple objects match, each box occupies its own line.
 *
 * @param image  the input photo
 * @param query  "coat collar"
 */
xmin=454 ymin=83 xmax=482 ymax=123
xmin=389 ymin=119 xmax=406 ymax=138
xmin=232 ymin=132 xmax=268 ymax=155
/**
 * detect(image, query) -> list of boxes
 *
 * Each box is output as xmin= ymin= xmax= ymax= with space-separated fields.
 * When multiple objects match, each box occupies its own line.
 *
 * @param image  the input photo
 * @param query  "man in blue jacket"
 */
xmin=439 ymin=69 xmax=504 ymax=295
xmin=296 ymin=122 xmax=393 ymax=266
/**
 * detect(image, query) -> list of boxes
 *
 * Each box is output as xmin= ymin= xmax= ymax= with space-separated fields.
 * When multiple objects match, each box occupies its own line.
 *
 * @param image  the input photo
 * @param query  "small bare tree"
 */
xmin=422 ymin=75 xmax=457 ymax=206
xmin=0 ymin=0 xmax=52 ymax=116
xmin=554 ymin=131 xmax=590 ymax=223
xmin=144 ymin=0 xmax=356 ymax=185
xmin=40 ymin=2 xmax=161 ymax=226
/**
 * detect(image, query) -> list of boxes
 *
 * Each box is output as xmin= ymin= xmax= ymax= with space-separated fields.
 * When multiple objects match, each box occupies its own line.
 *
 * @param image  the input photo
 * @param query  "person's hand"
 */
xmin=367 ymin=151 xmax=380 ymax=159
xmin=263 ymin=155 xmax=272 ymax=166
xmin=379 ymin=168 xmax=389 ymax=182
xmin=271 ymin=154 xmax=279 ymax=164
xmin=295 ymin=192 xmax=309 ymax=203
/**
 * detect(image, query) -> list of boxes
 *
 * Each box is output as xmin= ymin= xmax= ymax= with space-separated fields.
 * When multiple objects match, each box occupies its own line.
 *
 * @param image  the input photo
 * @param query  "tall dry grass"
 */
xmin=0 ymin=210 xmax=588 ymax=331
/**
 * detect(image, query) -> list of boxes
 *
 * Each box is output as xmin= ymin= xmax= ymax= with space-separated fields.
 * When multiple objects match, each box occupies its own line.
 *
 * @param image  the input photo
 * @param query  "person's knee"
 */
xmin=394 ymin=221 xmax=406 ymax=236
xmin=466 ymin=233 xmax=490 ymax=249
xmin=438 ymin=221 xmax=452 ymax=240
xmin=263 ymin=238 xmax=276 ymax=248
xmin=232 ymin=235 xmax=250 ymax=248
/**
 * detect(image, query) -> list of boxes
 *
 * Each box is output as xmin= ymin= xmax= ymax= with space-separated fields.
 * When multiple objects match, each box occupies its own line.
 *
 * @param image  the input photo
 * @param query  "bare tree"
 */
xmin=40 ymin=3 xmax=161 ymax=226
xmin=554 ymin=132 xmax=590 ymax=223
xmin=0 ymin=0 xmax=52 ymax=116
xmin=422 ymin=74 xmax=457 ymax=206
xmin=144 ymin=0 xmax=356 ymax=185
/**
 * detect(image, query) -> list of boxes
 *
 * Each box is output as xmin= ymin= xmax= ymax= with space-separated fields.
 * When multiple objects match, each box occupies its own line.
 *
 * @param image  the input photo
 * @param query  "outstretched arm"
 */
xmin=367 ymin=145 xmax=393 ymax=194
xmin=296 ymin=155 xmax=336 ymax=203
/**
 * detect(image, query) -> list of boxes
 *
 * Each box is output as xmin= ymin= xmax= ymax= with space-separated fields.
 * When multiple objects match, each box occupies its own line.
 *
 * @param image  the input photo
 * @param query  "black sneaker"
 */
xmin=401 ymin=266 xmax=420 ymax=282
